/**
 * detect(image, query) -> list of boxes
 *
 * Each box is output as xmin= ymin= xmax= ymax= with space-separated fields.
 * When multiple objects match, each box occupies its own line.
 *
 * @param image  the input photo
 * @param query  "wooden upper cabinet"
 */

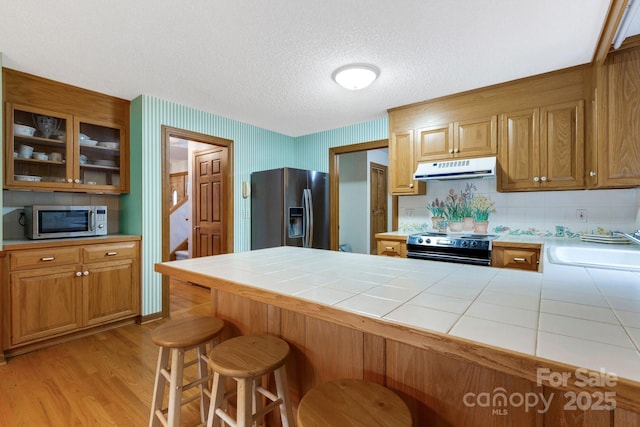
xmin=416 ymin=116 xmax=497 ymax=162
xmin=589 ymin=46 xmax=640 ymax=188
xmin=455 ymin=115 xmax=498 ymax=158
xmin=499 ymin=101 xmax=584 ymax=192
xmin=389 ymin=129 xmax=425 ymax=195
xmin=540 ymin=101 xmax=584 ymax=189
xmin=3 ymin=69 xmax=130 ymax=194
xmin=499 ymin=108 xmax=540 ymax=191
xmin=416 ymin=124 xmax=454 ymax=161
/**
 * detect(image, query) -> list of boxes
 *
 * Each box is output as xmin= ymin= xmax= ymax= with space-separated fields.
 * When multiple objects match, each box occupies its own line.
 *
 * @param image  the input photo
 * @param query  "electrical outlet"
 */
xmin=406 ymin=208 xmax=414 ymax=217
xmin=576 ymin=209 xmax=587 ymax=221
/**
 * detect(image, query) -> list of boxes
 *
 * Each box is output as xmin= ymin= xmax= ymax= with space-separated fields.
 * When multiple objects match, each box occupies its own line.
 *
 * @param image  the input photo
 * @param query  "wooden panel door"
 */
xmin=540 ymin=100 xmax=584 ymax=189
xmin=10 ymin=266 xmax=82 ymax=346
xmin=416 ymin=124 xmax=454 ymax=161
xmin=499 ymin=109 xmax=540 ymax=191
xmin=193 ymin=147 xmax=228 ymax=257
xmin=82 ymin=259 xmax=139 ymax=327
xmin=455 ymin=115 xmax=497 ymax=158
xmin=370 ymin=163 xmax=388 ymax=255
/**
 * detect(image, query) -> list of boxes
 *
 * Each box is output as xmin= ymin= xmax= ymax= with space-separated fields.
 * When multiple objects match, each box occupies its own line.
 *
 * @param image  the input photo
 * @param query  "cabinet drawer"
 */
xmin=377 ymin=240 xmax=406 ymax=257
xmin=82 ymin=242 xmax=138 ymax=263
xmin=500 ymin=249 xmax=539 ymax=271
xmin=10 ymin=247 xmax=81 ymax=271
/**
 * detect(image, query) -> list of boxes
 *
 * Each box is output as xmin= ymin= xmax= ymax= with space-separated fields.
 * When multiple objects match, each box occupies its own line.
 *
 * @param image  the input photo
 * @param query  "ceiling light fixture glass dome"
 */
xmin=332 ymin=64 xmax=379 ymax=90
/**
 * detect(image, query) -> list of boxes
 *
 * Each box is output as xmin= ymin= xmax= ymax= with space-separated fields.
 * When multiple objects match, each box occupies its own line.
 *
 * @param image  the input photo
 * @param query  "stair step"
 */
xmin=175 ymin=250 xmax=189 ymax=260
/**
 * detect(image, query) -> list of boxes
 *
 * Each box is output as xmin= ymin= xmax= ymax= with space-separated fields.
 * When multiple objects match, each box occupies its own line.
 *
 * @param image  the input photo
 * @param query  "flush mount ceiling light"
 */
xmin=332 ymin=64 xmax=379 ymax=90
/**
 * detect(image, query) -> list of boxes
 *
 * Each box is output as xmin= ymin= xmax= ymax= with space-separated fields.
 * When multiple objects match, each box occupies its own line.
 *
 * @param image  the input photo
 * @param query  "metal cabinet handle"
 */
xmin=589 ymin=171 xmax=596 ymax=177
xmin=83 ymin=271 xmax=89 ymax=276
xmin=75 ymin=179 xmax=81 ymax=184
xmin=67 ymin=178 xmax=73 ymax=183
xmin=409 ymin=183 xmax=414 ymax=188
xmin=533 ymin=176 xmax=540 ymax=182
xmin=448 ymin=148 xmax=454 ymax=154
xmin=454 ymin=148 xmax=459 ymax=153
xmin=40 ymin=257 xmax=55 ymax=262
xmin=106 ymin=252 xmax=118 ymax=256
xmin=76 ymin=271 xmax=82 ymax=277
xmin=541 ymin=176 xmax=547 ymax=182
xmin=513 ymin=257 xmax=527 ymax=263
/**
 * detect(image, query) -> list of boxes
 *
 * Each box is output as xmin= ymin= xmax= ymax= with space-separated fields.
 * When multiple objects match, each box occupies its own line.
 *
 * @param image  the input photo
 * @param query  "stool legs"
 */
xmin=150 ymin=344 xmax=216 ymax=427
xmin=149 ymin=346 xmax=170 ymax=427
xmin=274 ymin=366 xmax=294 ymax=427
xmin=167 ymin=348 xmax=185 ymax=427
xmin=207 ymin=366 xmax=293 ymax=427
xmin=196 ymin=343 xmax=211 ymax=424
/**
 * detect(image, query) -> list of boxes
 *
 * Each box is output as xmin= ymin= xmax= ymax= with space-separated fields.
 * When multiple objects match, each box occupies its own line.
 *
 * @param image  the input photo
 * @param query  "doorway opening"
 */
xmin=329 ymin=139 xmax=397 ymax=253
xmin=161 ymin=126 xmax=234 ymax=316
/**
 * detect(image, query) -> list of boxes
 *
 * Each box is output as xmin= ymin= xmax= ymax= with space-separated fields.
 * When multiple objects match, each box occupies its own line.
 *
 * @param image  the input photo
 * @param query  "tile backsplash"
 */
xmin=398 ymin=178 xmax=640 ymax=237
xmin=2 ymin=190 xmax=121 ymax=240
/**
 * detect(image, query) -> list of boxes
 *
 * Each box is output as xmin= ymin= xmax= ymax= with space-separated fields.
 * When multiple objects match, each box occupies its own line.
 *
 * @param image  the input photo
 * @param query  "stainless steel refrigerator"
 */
xmin=251 ymin=167 xmax=329 ymax=250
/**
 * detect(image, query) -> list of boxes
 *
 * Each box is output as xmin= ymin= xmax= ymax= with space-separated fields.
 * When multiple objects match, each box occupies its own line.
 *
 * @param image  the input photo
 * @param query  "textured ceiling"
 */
xmin=0 ymin=1 xmax=629 ymax=137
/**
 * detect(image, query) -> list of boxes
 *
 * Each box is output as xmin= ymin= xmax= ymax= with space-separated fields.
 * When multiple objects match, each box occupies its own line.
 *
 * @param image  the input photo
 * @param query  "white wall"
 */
xmin=338 ymin=151 xmax=368 ymax=253
xmin=398 ymin=178 xmax=640 ymax=238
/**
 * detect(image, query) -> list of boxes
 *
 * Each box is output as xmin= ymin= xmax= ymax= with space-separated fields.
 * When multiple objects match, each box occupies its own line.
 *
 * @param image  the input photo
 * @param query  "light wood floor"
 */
xmin=0 ymin=279 xmax=213 ymax=426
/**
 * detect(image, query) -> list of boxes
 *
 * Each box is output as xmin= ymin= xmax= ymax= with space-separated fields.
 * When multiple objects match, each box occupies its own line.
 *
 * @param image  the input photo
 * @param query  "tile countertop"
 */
xmin=156 ymin=245 xmax=640 ymax=384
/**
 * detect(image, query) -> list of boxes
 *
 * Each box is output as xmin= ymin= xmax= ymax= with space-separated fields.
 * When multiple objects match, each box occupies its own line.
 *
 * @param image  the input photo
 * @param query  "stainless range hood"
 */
xmin=413 ymin=156 xmax=496 ymax=181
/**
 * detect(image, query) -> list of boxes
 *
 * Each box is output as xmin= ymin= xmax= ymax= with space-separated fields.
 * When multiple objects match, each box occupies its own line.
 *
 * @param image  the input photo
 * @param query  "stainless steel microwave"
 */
xmin=24 ymin=205 xmax=108 ymax=240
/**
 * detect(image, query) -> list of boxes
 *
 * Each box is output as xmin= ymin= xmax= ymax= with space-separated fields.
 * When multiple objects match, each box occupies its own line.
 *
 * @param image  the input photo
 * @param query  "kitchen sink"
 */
xmin=546 ymin=244 xmax=640 ymax=272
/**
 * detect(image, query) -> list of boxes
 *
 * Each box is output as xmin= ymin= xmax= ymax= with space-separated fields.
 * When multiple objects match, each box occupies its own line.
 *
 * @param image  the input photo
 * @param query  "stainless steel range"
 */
xmin=406 ymin=232 xmax=498 ymax=266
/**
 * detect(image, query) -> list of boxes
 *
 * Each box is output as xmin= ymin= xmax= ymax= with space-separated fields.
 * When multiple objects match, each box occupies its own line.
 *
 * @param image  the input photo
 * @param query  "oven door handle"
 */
xmin=406 ymin=251 xmax=491 ymax=266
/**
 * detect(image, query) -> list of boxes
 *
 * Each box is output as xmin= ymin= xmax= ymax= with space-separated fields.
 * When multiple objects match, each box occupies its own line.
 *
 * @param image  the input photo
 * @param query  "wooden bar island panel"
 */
xmin=155 ymin=247 xmax=640 ymax=427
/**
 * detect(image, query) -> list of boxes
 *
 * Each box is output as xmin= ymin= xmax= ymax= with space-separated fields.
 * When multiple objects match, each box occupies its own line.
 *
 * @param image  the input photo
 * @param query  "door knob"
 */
xmin=590 ymin=171 xmax=596 ymax=177
xmin=533 ymin=176 xmax=540 ymax=182
xmin=541 ymin=176 xmax=547 ymax=182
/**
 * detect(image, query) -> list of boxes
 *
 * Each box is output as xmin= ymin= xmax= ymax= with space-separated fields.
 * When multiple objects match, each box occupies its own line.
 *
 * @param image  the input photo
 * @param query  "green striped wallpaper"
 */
xmin=123 ymin=95 xmax=297 ymax=315
xmin=122 ymin=95 xmax=389 ymax=316
xmin=294 ymin=118 xmax=389 ymax=172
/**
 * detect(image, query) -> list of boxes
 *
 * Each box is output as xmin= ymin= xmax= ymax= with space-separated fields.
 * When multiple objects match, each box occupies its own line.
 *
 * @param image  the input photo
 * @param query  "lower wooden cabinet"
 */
xmin=375 ymin=233 xmax=408 ymax=258
xmin=491 ymin=242 xmax=541 ymax=271
xmin=3 ymin=237 xmax=140 ymax=352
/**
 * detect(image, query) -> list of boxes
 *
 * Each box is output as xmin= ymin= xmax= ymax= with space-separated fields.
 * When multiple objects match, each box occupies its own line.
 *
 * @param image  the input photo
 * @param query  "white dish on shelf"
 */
xmin=80 ymin=139 xmax=99 ymax=146
xmin=94 ymin=159 xmax=117 ymax=167
xmin=14 ymin=124 xmax=37 ymax=136
xmin=14 ymin=174 xmax=42 ymax=182
xmin=79 ymin=133 xmax=90 ymax=140
xmin=97 ymin=141 xmax=120 ymax=149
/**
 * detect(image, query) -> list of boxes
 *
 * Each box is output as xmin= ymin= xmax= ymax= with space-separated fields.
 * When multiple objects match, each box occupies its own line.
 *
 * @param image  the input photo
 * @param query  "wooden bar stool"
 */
xmin=206 ymin=335 xmax=294 ymax=427
xmin=149 ymin=316 xmax=225 ymax=427
xmin=297 ymin=378 xmax=412 ymax=427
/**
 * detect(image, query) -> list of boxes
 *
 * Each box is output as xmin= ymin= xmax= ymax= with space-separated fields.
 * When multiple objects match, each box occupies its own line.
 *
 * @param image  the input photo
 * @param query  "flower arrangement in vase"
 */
xmin=444 ymin=189 xmax=464 ymax=232
xmin=470 ymin=195 xmax=496 ymax=234
xmin=428 ymin=198 xmax=446 ymax=229
xmin=460 ymin=183 xmax=476 ymax=231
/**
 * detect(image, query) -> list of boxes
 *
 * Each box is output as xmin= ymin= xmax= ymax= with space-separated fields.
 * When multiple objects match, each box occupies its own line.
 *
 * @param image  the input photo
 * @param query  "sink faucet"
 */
xmin=612 ymin=230 xmax=640 ymax=245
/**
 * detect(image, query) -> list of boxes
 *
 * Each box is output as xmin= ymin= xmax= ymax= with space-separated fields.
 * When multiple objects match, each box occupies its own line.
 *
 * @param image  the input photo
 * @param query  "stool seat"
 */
xmin=151 ymin=316 xmax=225 ymax=348
xmin=208 ymin=334 xmax=289 ymax=377
xmin=297 ymin=379 xmax=412 ymax=427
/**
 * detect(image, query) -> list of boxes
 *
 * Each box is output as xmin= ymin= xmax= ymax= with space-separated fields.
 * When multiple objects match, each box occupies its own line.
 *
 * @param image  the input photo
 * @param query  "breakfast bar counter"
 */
xmin=155 ymin=246 xmax=640 ymax=426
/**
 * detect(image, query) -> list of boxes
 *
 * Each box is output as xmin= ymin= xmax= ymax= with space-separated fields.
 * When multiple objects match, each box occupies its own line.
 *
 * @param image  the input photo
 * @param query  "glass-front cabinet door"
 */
xmin=5 ymin=103 xmax=126 ymax=193
xmin=74 ymin=117 xmax=124 ymax=191
xmin=6 ymin=104 xmax=73 ymax=189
